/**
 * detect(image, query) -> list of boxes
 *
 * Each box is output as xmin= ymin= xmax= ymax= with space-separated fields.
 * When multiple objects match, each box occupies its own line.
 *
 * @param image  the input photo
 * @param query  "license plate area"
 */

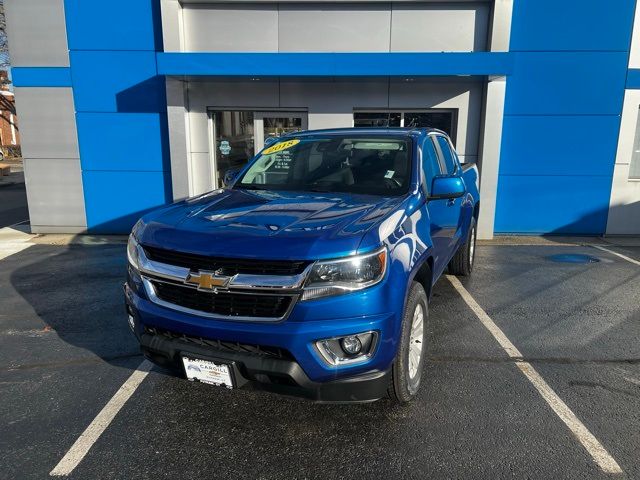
xmin=181 ymin=356 xmax=235 ymax=389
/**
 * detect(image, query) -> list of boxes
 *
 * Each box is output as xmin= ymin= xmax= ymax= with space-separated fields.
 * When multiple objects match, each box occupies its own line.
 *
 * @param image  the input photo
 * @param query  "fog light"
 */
xmin=315 ymin=331 xmax=378 ymax=366
xmin=340 ymin=336 xmax=362 ymax=355
xmin=127 ymin=314 xmax=135 ymax=332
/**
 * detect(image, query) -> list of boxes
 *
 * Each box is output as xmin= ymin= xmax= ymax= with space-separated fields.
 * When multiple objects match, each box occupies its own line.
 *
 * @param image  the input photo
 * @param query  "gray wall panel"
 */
xmin=166 ymin=78 xmax=191 ymax=199
xmin=4 ymin=0 xmax=69 ymax=66
xmin=24 ymin=158 xmax=87 ymax=230
xmin=14 ymin=88 xmax=80 ymax=159
xmin=183 ymin=4 xmax=278 ymax=51
xmin=280 ymin=79 xmax=389 ymax=112
xmin=390 ymin=3 xmax=490 ymax=52
xmin=174 ymin=2 xmax=490 ymax=53
xmin=278 ymin=4 xmax=391 ymax=52
xmin=180 ymin=78 xmax=481 ymax=194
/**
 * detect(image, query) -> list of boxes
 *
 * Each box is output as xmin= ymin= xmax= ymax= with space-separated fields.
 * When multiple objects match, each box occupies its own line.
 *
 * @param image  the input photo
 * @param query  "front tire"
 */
xmin=388 ymin=281 xmax=428 ymax=404
xmin=448 ymin=217 xmax=476 ymax=276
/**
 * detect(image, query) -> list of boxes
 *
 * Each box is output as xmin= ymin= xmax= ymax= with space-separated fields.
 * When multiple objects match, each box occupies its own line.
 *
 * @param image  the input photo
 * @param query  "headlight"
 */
xmin=302 ymin=247 xmax=387 ymax=300
xmin=127 ymin=234 xmax=141 ymax=271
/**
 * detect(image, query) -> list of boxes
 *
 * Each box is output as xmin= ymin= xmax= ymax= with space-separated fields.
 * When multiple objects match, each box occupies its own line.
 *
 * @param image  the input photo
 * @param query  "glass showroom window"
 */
xmin=353 ymin=110 xmax=457 ymax=144
xmin=630 ymin=107 xmax=640 ymax=180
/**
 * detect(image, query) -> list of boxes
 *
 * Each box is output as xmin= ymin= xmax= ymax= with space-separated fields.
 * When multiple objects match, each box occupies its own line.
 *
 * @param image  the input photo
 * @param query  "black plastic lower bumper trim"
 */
xmin=139 ymin=330 xmax=390 ymax=403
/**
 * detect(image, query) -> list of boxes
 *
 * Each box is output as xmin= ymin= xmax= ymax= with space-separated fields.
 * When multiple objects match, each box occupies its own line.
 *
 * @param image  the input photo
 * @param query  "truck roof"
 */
xmin=284 ymin=127 xmax=447 ymax=138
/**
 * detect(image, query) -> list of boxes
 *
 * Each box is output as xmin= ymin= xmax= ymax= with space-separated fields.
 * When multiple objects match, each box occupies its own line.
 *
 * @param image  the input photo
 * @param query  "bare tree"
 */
xmin=0 ymin=0 xmax=10 ymax=82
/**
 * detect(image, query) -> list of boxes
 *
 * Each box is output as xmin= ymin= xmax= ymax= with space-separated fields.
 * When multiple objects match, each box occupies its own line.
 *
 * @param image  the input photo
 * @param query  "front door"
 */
xmin=254 ymin=112 xmax=308 ymax=152
xmin=211 ymin=111 xmax=307 ymax=188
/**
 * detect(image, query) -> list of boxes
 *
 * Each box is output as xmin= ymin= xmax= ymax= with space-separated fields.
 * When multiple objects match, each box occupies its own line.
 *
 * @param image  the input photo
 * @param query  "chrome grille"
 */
xmin=142 ymin=245 xmax=309 ymax=276
xmin=150 ymin=280 xmax=294 ymax=319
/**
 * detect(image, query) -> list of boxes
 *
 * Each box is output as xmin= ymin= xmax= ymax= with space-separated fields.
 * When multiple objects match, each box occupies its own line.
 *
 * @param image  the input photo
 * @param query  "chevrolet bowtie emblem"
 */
xmin=185 ymin=269 xmax=232 ymax=292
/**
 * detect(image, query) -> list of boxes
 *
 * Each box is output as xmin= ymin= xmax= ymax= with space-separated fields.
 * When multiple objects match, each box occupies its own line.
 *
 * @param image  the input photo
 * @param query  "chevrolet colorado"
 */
xmin=125 ymin=128 xmax=480 ymax=403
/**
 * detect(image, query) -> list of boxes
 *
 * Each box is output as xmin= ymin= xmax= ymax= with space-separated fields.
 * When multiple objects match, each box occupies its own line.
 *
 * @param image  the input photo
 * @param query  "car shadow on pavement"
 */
xmin=8 ymin=242 xmax=143 ymax=370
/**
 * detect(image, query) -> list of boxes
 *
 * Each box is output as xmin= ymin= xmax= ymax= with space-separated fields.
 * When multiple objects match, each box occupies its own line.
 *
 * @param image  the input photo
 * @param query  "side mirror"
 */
xmin=223 ymin=168 xmax=241 ymax=186
xmin=429 ymin=176 xmax=465 ymax=200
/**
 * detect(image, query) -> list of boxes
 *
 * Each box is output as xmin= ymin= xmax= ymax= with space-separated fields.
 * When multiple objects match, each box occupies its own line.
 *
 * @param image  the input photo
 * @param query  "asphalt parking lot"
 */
xmin=1 ymin=234 xmax=639 ymax=479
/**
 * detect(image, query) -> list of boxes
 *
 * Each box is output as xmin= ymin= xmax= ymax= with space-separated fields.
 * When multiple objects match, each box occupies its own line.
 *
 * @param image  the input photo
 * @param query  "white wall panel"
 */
xmin=280 ymin=79 xmax=389 ymax=111
xmin=391 ymin=3 xmax=490 ymax=52
xmin=175 ymin=2 xmax=489 ymax=53
xmin=14 ymin=88 xmax=79 ymax=159
xmin=24 ymin=158 xmax=87 ymax=230
xmin=629 ymin=1 xmax=640 ymax=68
xmin=278 ymin=4 xmax=391 ymax=52
xmin=4 ymin=0 xmax=70 ymax=66
xmin=607 ymin=89 xmax=640 ymax=234
xmin=166 ymin=78 xmax=191 ymax=199
xmin=183 ymin=4 xmax=278 ymax=52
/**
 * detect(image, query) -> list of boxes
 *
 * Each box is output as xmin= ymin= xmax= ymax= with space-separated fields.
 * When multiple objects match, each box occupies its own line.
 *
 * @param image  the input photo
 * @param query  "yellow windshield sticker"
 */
xmin=262 ymin=139 xmax=300 ymax=155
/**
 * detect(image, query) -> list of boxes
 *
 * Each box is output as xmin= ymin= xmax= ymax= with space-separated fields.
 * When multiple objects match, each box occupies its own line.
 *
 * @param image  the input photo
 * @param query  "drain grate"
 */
xmin=546 ymin=253 xmax=600 ymax=264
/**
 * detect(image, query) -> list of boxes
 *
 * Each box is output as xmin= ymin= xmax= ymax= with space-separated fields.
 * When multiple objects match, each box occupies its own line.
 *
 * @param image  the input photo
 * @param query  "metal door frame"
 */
xmin=253 ymin=111 xmax=309 ymax=154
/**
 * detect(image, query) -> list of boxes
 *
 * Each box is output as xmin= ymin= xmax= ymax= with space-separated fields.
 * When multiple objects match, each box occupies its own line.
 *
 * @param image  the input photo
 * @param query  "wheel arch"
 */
xmin=410 ymin=255 xmax=434 ymax=302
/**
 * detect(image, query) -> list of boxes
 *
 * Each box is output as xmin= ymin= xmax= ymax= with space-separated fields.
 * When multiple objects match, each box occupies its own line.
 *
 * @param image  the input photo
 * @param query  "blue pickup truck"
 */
xmin=125 ymin=128 xmax=479 ymax=403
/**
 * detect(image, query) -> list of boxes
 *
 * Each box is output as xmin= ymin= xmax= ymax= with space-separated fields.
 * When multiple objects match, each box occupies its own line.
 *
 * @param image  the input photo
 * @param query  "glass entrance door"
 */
xmin=254 ymin=112 xmax=308 ymax=152
xmin=211 ymin=111 xmax=307 ymax=188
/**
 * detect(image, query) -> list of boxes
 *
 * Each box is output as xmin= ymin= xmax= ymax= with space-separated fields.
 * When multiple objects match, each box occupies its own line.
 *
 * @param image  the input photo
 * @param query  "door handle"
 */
xmin=447 ymin=198 xmax=456 ymax=206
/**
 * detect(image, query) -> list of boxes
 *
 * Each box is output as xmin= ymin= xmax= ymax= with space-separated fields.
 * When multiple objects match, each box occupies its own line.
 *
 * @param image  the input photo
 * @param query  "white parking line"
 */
xmin=446 ymin=275 xmax=623 ymax=475
xmin=593 ymin=245 xmax=640 ymax=267
xmin=50 ymin=360 xmax=152 ymax=476
xmin=0 ymin=242 xmax=32 ymax=260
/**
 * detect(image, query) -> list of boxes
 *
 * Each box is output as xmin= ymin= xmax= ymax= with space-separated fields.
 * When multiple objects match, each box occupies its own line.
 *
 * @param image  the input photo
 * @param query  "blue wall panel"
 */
xmin=494 ymin=175 xmax=613 ymax=234
xmin=496 ymin=0 xmax=634 ymax=235
xmin=505 ymin=52 xmax=628 ymax=115
xmin=77 ymin=113 xmax=169 ymax=172
xmin=82 ymin=171 xmax=171 ymax=233
xmin=64 ymin=0 xmax=162 ymax=51
xmin=70 ymin=51 xmax=165 ymax=113
xmin=499 ymin=115 xmax=621 ymax=177
xmin=157 ymin=52 xmax=514 ymax=77
xmin=627 ymin=68 xmax=640 ymax=89
xmin=11 ymin=67 xmax=72 ymax=87
xmin=510 ymin=0 xmax=636 ymax=52
xmin=65 ymin=0 xmax=171 ymax=233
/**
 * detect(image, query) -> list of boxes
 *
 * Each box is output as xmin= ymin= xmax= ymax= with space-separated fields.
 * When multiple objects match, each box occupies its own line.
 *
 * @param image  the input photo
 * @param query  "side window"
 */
xmin=422 ymin=137 xmax=443 ymax=191
xmin=435 ymin=136 xmax=458 ymax=175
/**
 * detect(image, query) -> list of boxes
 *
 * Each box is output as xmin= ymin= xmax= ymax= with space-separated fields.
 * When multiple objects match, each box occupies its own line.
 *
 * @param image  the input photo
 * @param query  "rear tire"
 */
xmin=388 ymin=282 xmax=428 ymax=404
xmin=448 ymin=217 xmax=476 ymax=276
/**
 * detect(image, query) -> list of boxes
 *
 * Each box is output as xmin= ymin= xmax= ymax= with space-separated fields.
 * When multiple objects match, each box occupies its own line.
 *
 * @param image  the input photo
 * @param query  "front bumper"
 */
xmin=139 ymin=326 xmax=391 ymax=402
xmin=124 ymin=256 xmax=405 ymax=401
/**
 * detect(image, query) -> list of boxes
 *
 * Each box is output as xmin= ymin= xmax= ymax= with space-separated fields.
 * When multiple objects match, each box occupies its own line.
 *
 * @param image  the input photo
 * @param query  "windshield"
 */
xmin=234 ymin=135 xmax=412 ymax=196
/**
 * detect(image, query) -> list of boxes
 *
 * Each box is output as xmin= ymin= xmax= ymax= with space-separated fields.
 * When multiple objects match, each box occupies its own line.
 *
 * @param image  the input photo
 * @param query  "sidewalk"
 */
xmin=0 ymin=161 xmax=25 ymax=188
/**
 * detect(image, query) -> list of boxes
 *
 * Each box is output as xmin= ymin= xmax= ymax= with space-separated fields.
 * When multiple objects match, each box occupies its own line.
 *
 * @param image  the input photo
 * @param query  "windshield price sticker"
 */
xmin=262 ymin=139 xmax=300 ymax=155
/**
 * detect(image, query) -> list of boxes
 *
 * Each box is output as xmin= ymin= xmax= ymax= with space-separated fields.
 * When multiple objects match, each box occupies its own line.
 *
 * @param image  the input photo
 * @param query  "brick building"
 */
xmin=0 ymin=70 xmax=20 ymax=156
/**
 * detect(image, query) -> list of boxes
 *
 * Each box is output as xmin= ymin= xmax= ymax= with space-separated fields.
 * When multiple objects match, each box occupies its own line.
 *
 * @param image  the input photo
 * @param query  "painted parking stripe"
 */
xmin=593 ymin=245 xmax=640 ymax=267
xmin=446 ymin=275 xmax=623 ymax=475
xmin=0 ymin=242 xmax=32 ymax=260
xmin=50 ymin=360 xmax=152 ymax=476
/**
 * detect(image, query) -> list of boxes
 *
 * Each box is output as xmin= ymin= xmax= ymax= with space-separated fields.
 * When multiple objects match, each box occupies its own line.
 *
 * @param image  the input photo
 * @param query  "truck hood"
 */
xmin=137 ymin=188 xmax=405 ymax=260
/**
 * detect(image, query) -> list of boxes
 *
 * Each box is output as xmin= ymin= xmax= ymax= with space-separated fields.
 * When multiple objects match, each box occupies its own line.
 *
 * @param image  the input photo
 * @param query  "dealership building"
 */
xmin=6 ymin=0 xmax=640 ymax=237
